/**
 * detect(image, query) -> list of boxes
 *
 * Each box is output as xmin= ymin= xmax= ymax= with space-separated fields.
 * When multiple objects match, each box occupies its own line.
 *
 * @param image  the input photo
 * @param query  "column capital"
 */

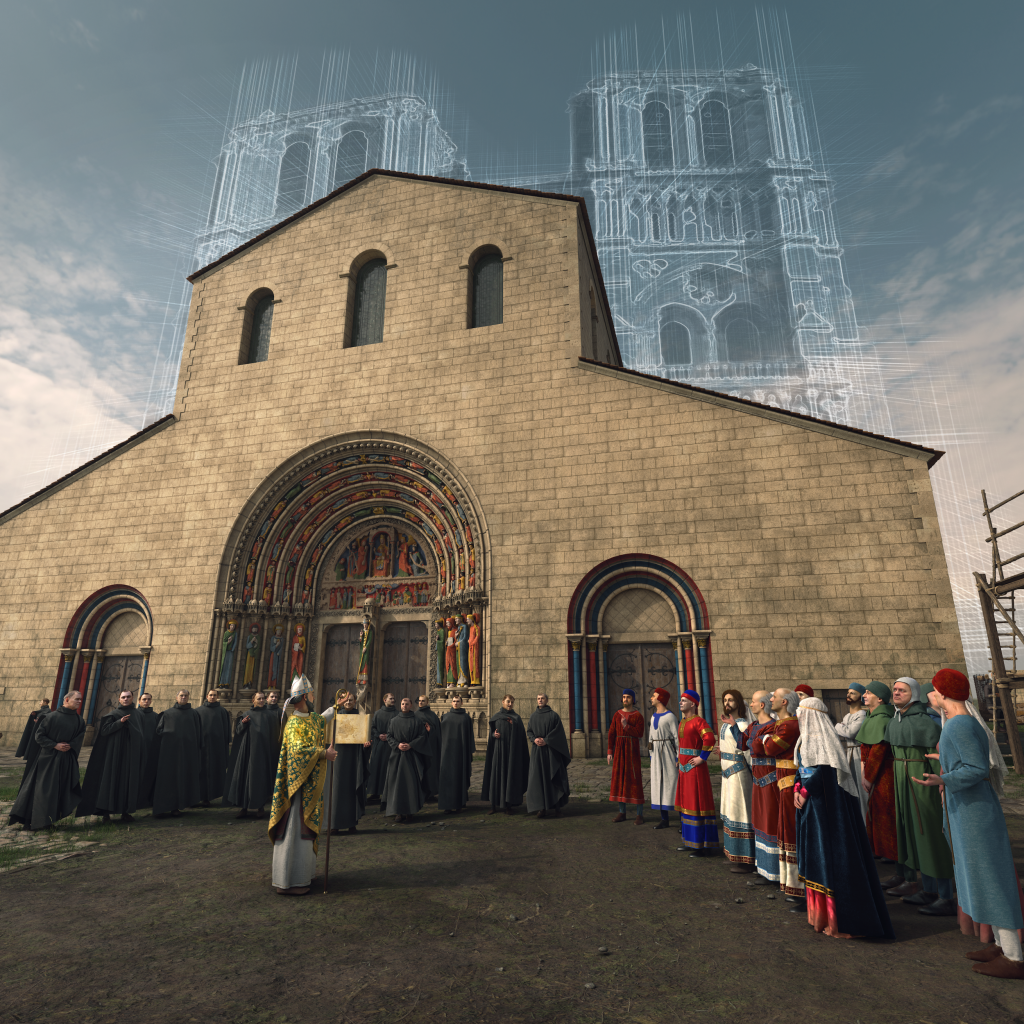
xmin=139 ymin=646 xmax=153 ymax=660
xmin=586 ymin=638 xmax=598 ymax=652
xmin=60 ymin=648 xmax=75 ymax=662
xmin=80 ymin=649 xmax=95 ymax=662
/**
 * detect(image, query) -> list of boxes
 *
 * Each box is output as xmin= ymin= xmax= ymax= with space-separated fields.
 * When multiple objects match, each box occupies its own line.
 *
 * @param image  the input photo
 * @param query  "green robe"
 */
xmin=885 ymin=701 xmax=954 ymax=879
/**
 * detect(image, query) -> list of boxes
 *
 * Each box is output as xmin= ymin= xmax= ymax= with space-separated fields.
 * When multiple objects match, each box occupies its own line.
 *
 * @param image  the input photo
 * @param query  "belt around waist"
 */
xmin=720 ymin=751 xmax=746 ymax=762
xmin=775 ymin=759 xmax=797 ymax=769
xmin=751 ymin=757 xmax=775 ymax=767
xmin=679 ymin=748 xmax=702 ymax=756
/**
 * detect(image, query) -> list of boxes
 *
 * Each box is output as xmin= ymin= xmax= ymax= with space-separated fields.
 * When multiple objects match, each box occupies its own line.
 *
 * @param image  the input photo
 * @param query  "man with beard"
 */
xmin=884 ymin=676 xmax=955 ymax=913
xmin=269 ymin=674 xmax=335 ymax=895
xmin=438 ymin=693 xmax=475 ymax=813
xmin=481 ymin=695 xmax=529 ymax=814
xmin=15 ymin=701 xmax=51 ymax=784
xmin=383 ymin=697 xmax=429 ymax=823
xmin=9 ymin=690 xmax=85 ymax=831
xmin=856 ymin=681 xmax=898 ymax=870
xmin=197 ymin=689 xmax=232 ymax=807
xmin=77 ymin=689 xmax=146 ymax=824
xmin=833 ymin=683 xmax=868 ymax=822
xmin=526 ymin=694 xmax=571 ymax=818
xmin=322 ymin=690 xmax=370 ymax=834
xmin=415 ymin=694 xmax=442 ymax=802
xmin=763 ymin=688 xmax=804 ymax=903
xmin=150 ymin=689 xmax=203 ymax=818
xmin=366 ymin=693 xmax=398 ymax=803
xmin=606 ymin=688 xmax=645 ymax=824
xmin=718 ymin=689 xmax=754 ymax=872
xmin=739 ymin=690 xmax=779 ymax=887
xmin=675 ymin=689 xmax=719 ymax=856
xmin=225 ymin=691 xmax=280 ymax=819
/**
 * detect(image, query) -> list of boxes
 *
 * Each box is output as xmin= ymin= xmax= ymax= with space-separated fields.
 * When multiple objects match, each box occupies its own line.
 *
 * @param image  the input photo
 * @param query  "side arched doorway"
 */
xmin=566 ymin=554 xmax=715 ymax=758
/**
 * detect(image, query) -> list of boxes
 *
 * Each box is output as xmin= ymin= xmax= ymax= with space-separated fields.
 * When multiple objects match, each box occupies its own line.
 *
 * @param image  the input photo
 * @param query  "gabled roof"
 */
xmin=578 ymin=358 xmax=944 ymax=467
xmin=187 ymin=168 xmax=624 ymax=366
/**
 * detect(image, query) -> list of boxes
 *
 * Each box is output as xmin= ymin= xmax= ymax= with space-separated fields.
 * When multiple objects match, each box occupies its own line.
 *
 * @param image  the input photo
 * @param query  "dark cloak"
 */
xmin=414 ymin=706 xmax=442 ymax=797
xmin=196 ymin=700 xmax=232 ymax=802
xmin=77 ymin=704 xmax=146 ymax=816
xmin=480 ymin=708 xmax=529 ymax=809
xmin=137 ymin=706 xmax=159 ymax=746
xmin=224 ymin=705 xmax=280 ymax=810
xmin=9 ymin=707 xmax=85 ymax=830
xmin=383 ymin=711 xmax=428 ymax=816
xmin=150 ymin=703 xmax=203 ymax=815
xmin=437 ymin=708 xmax=476 ymax=812
xmin=323 ymin=707 xmax=369 ymax=829
xmin=365 ymin=704 xmax=399 ymax=797
xmin=15 ymin=706 xmax=50 ymax=790
xmin=796 ymin=764 xmax=895 ymax=940
xmin=525 ymin=705 xmax=571 ymax=813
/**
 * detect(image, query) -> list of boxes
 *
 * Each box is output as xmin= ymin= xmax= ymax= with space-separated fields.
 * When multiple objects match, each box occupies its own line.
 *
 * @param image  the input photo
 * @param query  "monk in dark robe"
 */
xmin=323 ymin=691 xmax=370 ymax=833
xmin=224 ymin=691 xmax=279 ymax=819
xmin=196 ymin=689 xmax=232 ymax=806
xmin=16 ymin=700 xmax=51 ymax=790
xmin=438 ymin=694 xmax=475 ymax=813
xmin=526 ymin=693 xmax=571 ymax=817
xmin=366 ymin=693 xmax=398 ymax=802
xmin=78 ymin=689 xmax=146 ymax=823
xmin=150 ymin=689 xmax=203 ymax=818
xmin=415 ymin=694 xmax=442 ymax=801
xmin=383 ymin=698 xmax=429 ymax=822
xmin=137 ymin=692 xmax=159 ymax=745
xmin=9 ymin=690 xmax=85 ymax=831
xmin=481 ymin=694 xmax=529 ymax=814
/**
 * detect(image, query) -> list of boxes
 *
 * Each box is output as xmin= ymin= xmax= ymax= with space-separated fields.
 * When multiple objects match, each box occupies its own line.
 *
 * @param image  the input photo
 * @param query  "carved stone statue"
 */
xmin=435 ymin=618 xmax=446 ymax=688
xmin=356 ymin=613 xmax=374 ymax=692
xmin=456 ymin=614 xmax=469 ymax=687
xmin=242 ymin=623 xmax=260 ymax=689
xmin=290 ymin=623 xmax=306 ymax=679
xmin=219 ymin=619 xmax=238 ymax=690
xmin=268 ymin=624 xmax=284 ymax=691
xmin=445 ymin=617 xmax=458 ymax=687
xmin=468 ymin=612 xmax=481 ymax=686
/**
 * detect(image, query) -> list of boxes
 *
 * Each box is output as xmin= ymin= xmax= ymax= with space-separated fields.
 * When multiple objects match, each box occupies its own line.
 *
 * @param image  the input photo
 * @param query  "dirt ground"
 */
xmin=4 ymin=777 xmax=1024 ymax=1024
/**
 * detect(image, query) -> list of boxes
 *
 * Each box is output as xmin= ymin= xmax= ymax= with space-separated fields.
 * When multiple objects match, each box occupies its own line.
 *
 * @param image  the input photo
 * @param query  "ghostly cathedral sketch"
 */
xmin=559 ymin=65 xmax=865 ymax=423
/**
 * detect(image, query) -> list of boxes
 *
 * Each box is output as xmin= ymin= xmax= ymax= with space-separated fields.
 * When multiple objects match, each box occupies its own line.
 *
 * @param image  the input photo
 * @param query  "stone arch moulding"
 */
xmin=51 ymin=585 xmax=154 ymax=712
xmin=208 ymin=431 xmax=491 ymax=703
xmin=564 ymin=554 xmax=716 ymax=742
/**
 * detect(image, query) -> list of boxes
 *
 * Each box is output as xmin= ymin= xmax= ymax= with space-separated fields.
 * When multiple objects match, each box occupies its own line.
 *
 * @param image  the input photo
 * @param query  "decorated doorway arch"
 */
xmin=566 ymin=555 xmax=715 ymax=756
xmin=206 ymin=432 xmax=490 ymax=718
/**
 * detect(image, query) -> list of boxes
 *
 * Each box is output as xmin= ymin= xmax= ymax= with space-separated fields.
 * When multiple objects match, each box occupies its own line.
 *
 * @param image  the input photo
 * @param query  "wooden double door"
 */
xmin=88 ymin=655 xmax=144 ymax=740
xmin=381 ymin=621 xmax=428 ymax=703
xmin=606 ymin=643 xmax=679 ymax=729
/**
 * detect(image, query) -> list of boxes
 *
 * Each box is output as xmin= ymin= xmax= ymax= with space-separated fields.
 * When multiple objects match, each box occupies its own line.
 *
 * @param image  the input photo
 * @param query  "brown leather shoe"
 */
xmin=972 ymin=954 xmax=1024 ymax=979
xmin=730 ymin=863 xmax=755 ymax=873
xmin=885 ymin=881 xmax=920 ymax=897
xmin=612 ymin=812 xmax=627 ymax=823
xmin=633 ymin=815 xmax=645 ymax=825
xmin=967 ymin=945 xmax=1003 ymax=963
xmin=879 ymin=874 xmax=905 ymax=889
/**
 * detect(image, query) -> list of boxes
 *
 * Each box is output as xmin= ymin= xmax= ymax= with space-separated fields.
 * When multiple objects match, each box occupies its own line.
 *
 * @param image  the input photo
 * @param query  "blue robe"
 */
xmin=940 ymin=715 xmax=1023 ymax=931
xmin=796 ymin=764 xmax=895 ymax=940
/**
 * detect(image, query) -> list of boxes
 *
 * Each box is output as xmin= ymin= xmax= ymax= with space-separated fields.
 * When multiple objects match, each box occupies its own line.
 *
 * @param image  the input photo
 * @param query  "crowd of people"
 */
xmin=9 ymin=669 xmax=1024 ymax=977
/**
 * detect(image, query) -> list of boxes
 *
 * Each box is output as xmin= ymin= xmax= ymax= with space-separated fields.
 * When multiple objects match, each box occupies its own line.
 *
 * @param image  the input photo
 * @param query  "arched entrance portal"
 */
xmin=566 ymin=555 xmax=715 ymax=758
xmin=206 ymin=433 xmax=490 ymax=720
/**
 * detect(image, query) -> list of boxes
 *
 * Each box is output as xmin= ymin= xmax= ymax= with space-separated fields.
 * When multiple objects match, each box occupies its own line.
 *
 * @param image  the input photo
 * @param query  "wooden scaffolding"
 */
xmin=976 ymin=486 xmax=1024 ymax=773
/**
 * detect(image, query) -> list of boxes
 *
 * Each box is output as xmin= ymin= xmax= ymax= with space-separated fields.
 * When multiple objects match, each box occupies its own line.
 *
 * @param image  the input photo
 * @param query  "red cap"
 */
xmin=794 ymin=684 xmax=814 ymax=698
xmin=653 ymin=688 xmax=671 ymax=706
xmin=931 ymin=668 xmax=969 ymax=700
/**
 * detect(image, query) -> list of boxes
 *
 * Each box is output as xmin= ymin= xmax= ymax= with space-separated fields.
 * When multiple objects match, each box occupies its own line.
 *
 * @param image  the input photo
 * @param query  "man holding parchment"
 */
xmin=322 ymin=689 xmax=371 ymax=834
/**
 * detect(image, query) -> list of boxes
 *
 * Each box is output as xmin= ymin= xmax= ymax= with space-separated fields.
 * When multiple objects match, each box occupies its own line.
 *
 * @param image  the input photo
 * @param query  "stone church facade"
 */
xmin=0 ymin=171 xmax=964 ymax=753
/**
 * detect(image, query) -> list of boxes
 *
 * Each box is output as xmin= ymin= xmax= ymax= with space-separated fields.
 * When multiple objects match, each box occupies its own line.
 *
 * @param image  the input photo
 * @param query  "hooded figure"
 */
xmin=793 ymin=698 xmax=895 ymax=940
xmin=856 ymin=680 xmax=898 ymax=863
xmin=77 ymin=693 xmax=146 ymax=822
xmin=525 ymin=695 xmax=571 ymax=817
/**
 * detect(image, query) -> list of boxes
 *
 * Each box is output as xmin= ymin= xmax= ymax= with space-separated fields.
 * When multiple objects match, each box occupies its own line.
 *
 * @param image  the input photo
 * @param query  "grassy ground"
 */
xmin=2 ymin=796 xmax=1024 ymax=1024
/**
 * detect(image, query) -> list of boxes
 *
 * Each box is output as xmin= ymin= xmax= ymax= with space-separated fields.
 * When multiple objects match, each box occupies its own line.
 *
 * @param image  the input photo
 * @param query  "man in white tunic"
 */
xmin=833 ymin=682 xmax=869 ymax=822
xmin=718 ymin=689 xmax=755 ymax=873
xmin=647 ymin=687 xmax=677 ymax=829
xmin=268 ymin=675 xmax=336 ymax=896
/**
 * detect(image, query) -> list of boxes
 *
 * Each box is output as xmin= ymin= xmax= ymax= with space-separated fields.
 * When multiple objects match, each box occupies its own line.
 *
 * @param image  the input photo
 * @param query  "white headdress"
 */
xmin=793 ymin=697 xmax=860 ymax=801
xmin=282 ymin=674 xmax=313 ymax=722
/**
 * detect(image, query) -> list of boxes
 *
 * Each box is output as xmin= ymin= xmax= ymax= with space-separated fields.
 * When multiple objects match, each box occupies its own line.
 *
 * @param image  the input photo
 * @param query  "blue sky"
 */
xmin=1 ymin=1 xmax=1022 ymax=667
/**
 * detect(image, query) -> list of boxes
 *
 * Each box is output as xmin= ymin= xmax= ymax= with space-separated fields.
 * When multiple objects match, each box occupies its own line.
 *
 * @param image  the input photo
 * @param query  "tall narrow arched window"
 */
xmin=724 ymin=317 xmax=761 ymax=362
xmin=700 ymin=101 xmax=734 ymax=167
xmin=660 ymin=321 xmax=691 ymax=365
xmin=471 ymin=252 xmax=503 ymax=328
xmin=245 ymin=293 xmax=274 ymax=364
xmin=642 ymin=101 xmax=673 ymax=170
xmin=275 ymin=142 xmax=310 ymax=218
xmin=331 ymin=131 xmax=368 ymax=190
xmin=351 ymin=259 xmax=387 ymax=346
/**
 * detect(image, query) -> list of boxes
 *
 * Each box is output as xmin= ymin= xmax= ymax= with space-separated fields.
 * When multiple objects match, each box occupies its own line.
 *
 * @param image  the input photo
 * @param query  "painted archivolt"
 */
xmin=208 ymin=436 xmax=487 ymax=699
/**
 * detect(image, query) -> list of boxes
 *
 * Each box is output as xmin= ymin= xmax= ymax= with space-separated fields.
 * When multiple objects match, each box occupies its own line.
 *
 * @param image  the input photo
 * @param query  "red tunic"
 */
xmin=740 ymin=720 xmax=781 ymax=879
xmin=674 ymin=715 xmax=716 ymax=817
xmin=763 ymin=716 xmax=803 ymax=895
xmin=860 ymin=739 xmax=898 ymax=862
xmin=608 ymin=709 xmax=646 ymax=804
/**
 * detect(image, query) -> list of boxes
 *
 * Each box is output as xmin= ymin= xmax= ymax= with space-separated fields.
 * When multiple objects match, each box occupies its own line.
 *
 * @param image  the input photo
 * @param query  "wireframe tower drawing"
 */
xmin=560 ymin=63 xmax=867 ymax=424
